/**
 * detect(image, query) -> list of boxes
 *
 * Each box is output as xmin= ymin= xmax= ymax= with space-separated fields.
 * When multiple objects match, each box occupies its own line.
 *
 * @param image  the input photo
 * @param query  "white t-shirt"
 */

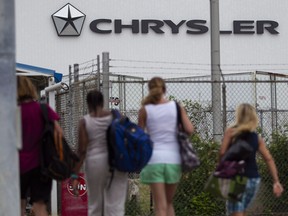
xmin=145 ymin=101 xmax=181 ymax=164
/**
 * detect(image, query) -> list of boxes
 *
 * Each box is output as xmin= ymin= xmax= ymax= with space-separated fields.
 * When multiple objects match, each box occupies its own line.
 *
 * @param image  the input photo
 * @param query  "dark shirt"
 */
xmin=240 ymin=132 xmax=259 ymax=178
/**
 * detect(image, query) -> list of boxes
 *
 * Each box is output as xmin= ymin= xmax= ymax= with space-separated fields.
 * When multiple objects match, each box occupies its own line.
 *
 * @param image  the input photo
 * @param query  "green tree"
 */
xmin=174 ymin=134 xmax=226 ymax=216
xmin=257 ymin=131 xmax=288 ymax=214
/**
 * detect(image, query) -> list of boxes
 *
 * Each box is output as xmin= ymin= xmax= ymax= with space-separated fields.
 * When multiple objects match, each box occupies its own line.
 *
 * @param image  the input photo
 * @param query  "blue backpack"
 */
xmin=107 ymin=109 xmax=153 ymax=175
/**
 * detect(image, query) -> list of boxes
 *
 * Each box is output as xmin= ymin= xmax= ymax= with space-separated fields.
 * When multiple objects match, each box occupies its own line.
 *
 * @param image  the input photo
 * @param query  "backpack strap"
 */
xmin=175 ymin=101 xmax=183 ymax=131
xmin=39 ymin=103 xmax=51 ymax=180
xmin=107 ymin=109 xmax=121 ymax=189
xmin=111 ymin=109 xmax=121 ymax=119
xmin=40 ymin=103 xmax=64 ymax=158
xmin=40 ymin=103 xmax=49 ymax=125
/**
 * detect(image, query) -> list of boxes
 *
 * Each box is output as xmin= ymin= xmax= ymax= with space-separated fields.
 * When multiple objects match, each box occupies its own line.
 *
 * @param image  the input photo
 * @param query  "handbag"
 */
xmin=214 ymin=160 xmax=246 ymax=178
xmin=205 ymin=173 xmax=248 ymax=202
xmin=175 ymin=102 xmax=200 ymax=172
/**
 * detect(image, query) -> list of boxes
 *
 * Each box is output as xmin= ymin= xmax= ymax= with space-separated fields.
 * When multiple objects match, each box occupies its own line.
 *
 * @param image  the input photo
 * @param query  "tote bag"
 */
xmin=205 ymin=174 xmax=248 ymax=202
xmin=175 ymin=102 xmax=200 ymax=172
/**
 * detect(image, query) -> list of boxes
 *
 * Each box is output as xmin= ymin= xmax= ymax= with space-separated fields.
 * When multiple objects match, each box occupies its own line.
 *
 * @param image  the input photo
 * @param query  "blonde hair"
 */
xmin=142 ymin=77 xmax=166 ymax=105
xmin=17 ymin=76 xmax=38 ymax=102
xmin=232 ymin=103 xmax=258 ymax=136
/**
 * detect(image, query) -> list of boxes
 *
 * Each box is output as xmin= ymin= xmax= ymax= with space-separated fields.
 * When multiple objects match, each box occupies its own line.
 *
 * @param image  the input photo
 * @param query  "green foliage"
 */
xmin=174 ymin=134 xmax=226 ymax=216
xmin=174 ymin=127 xmax=288 ymax=215
xmin=168 ymin=96 xmax=212 ymax=139
xmin=258 ymin=131 xmax=288 ymax=213
xmin=125 ymin=197 xmax=142 ymax=216
xmin=182 ymin=99 xmax=212 ymax=139
xmin=125 ymin=182 xmax=151 ymax=216
xmin=168 ymin=97 xmax=226 ymax=215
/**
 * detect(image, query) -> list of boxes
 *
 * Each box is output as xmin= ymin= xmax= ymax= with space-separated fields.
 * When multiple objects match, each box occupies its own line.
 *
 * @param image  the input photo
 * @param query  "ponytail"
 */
xmin=142 ymin=77 xmax=166 ymax=105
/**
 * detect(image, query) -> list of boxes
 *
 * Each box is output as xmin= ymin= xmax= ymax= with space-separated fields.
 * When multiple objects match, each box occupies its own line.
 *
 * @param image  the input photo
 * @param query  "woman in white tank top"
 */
xmin=71 ymin=90 xmax=128 ymax=216
xmin=138 ymin=77 xmax=194 ymax=216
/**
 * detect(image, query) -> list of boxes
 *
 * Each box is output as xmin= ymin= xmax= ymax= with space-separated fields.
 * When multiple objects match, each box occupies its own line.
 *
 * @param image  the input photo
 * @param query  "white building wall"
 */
xmin=15 ymin=0 xmax=288 ymax=78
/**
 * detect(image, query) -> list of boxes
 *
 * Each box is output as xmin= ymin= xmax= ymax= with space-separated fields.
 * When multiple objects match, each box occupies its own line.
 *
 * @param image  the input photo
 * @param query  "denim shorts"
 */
xmin=227 ymin=177 xmax=261 ymax=214
xmin=140 ymin=164 xmax=182 ymax=184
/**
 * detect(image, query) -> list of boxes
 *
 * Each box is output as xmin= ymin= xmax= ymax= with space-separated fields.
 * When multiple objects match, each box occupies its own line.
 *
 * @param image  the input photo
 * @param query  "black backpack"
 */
xmin=40 ymin=104 xmax=79 ymax=181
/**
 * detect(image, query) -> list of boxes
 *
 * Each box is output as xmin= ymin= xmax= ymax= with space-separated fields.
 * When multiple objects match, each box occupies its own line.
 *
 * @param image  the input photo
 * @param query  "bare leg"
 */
xmin=32 ymin=201 xmax=49 ymax=216
xmin=165 ymin=183 xmax=178 ymax=216
xmin=150 ymin=183 xmax=167 ymax=216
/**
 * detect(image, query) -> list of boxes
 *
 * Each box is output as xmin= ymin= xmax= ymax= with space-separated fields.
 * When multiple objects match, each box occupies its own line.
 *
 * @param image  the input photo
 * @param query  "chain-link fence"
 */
xmin=56 ymin=71 xmax=288 ymax=216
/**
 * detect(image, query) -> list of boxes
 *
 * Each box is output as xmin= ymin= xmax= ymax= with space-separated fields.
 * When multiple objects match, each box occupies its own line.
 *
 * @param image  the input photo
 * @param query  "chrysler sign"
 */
xmin=52 ymin=4 xmax=279 ymax=36
xmin=89 ymin=19 xmax=279 ymax=35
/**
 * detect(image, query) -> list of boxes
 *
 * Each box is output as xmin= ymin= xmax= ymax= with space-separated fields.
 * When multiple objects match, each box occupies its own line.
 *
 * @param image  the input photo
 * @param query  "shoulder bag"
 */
xmin=175 ymin=101 xmax=200 ymax=172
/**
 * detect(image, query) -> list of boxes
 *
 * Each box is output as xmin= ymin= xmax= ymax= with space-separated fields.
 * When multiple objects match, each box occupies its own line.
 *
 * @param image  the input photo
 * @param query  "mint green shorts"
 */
xmin=140 ymin=164 xmax=182 ymax=184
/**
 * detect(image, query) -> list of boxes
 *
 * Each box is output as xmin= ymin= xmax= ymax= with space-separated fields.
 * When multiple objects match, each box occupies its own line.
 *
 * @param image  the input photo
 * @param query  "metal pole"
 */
xmin=253 ymin=71 xmax=257 ymax=109
xmin=222 ymin=83 xmax=227 ymax=131
xmin=68 ymin=65 xmax=73 ymax=147
xmin=102 ymin=52 xmax=110 ymax=110
xmin=210 ymin=0 xmax=222 ymax=142
xmin=69 ymin=65 xmax=72 ymax=87
xmin=83 ymin=81 xmax=86 ymax=115
xmin=270 ymin=74 xmax=277 ymax=131
xmin=74 ymin=64 xmax=79 ymax=82
xmin=0 ymin=0 xmax=20 ymax=215
xmin=219 ymin=65 xmax=227 ymax=131
xmin=47 ymin=77 xmax=59 ymax=216
xmin=119 ymin=75 xmax=124 ymax=112
xmin=123 ymin=76 xmax=126 ymax=113
xmin=97 ymin=55 xmax=101 ymax=91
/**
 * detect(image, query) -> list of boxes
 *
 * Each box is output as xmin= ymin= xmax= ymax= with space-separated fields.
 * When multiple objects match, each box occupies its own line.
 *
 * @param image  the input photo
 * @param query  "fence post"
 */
xmin=123 ymin=76 xmax=126 ymax=112
xmin=118 ymin=75 xmax=124 ymax=112
xmin=73 ymin=63 xmax=80 ymax=145
xmin=102 ymin=52 xmax=110 ymax=110
xmin=74 ymin=64 xmax=79 ymax=82
xmin=252 ymin=72 xmax=257 ymax=109
xmin=97 ymin=55 xmax=101 ymax=91
xmin=219 ymin=66 xmax=227 ymax=131
xmin=270 ymin=74 xmax=277 ymax=132
xmin=68 ymin=65 xmax=73 ymax=147
xmin=210 ymin=0 xmax=223 ymax=142
xmin=0 ymin=0 xmax=20 ymax=215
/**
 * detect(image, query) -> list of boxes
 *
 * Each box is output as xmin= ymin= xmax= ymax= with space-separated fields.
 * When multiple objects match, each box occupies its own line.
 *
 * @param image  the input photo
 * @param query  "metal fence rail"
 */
xmin=56 ymin=75 xmax=288 ymax=216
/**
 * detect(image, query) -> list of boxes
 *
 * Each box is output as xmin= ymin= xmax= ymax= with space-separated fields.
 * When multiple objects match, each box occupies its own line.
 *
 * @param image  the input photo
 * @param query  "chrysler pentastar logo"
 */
xmin=52 ymin=3 xmax=85 ymax=36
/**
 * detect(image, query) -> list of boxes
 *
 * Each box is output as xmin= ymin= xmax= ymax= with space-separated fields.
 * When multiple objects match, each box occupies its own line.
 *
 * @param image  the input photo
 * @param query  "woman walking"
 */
xmin=18 ymin=76 xmax=61 ymax=216
xmin=220 ymin=103 xmax=283 ymax=216
xmin=72 ymin=90 xmax=128 ymax=216
xmin=138 ymin=77 xmax=194 ymax=216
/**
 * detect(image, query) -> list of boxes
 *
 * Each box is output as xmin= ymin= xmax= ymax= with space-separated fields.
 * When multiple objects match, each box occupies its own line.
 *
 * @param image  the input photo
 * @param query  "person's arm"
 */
xmin=46 ymin=104 xmax=63 ymax=137
xmin=219 ymin=128 xmax=233 ymax=161
xmin=72 ymin=118 xmax=89 ymax=196
xmin=138 ymin=106 xmax=147 ymax=130
xmin=179 ymin=104 xmax=194 ymax=135
xmin=53 ymin=121 xmax=63 ymax=136
xmin=258 ymin=136 xmax=284 ymax=197
xmin=53 ymin=121 xmax=64 ymax=149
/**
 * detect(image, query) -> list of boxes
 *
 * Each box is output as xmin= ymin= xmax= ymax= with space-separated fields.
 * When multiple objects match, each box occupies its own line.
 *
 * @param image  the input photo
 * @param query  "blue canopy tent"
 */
xmin=16 ymin=63 xmax=63 ymax=83
xmin=16 ymin=63 xmax=64 ymax=99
